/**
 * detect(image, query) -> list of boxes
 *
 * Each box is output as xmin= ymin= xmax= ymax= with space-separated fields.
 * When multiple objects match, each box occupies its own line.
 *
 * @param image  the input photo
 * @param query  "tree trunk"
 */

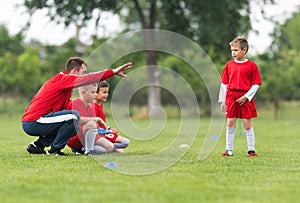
xmin=274 ymin=97 xmax=279 ymax=119
xmin=134 ymin=0 xmax=162 ymax=117
xmin=145 ymin=30 xmax=162 ymax=117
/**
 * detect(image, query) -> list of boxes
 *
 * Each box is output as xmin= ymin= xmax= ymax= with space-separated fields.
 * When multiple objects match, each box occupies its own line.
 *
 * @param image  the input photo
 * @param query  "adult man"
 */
xmin=22 ymin=57 xmax=132 ymax=155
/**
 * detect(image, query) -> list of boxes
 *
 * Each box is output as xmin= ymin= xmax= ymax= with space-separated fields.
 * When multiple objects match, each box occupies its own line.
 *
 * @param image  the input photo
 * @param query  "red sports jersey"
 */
xmin=66 ymin=100 xmax=118 ymax=149
xmin=221 ymin=60 xmax=262 ymax=91
xmin=22 ymin=70 xmax=113 ymax=122
xmin=69 ymin=98 xmax=97 ymax=118
xmin=94 ymin=103 xmax=118 ymax=142
xmin=93 ymin=103 xmax=106 ymax=128
xmin=66 ymin=99 xmax=100 ymax=148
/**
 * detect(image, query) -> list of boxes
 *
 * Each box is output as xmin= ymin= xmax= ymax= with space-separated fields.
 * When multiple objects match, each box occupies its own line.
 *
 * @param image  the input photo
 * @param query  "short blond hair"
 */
xmin=78 ymin=83 xmax=98 ymax=93
xmin=229 ymin=36 xmax=249 ymax=53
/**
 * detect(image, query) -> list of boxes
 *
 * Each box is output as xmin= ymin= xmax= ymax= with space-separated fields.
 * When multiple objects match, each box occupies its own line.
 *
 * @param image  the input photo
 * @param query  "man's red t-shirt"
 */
xmin=22 ymin=70 xmax=113 ymax=122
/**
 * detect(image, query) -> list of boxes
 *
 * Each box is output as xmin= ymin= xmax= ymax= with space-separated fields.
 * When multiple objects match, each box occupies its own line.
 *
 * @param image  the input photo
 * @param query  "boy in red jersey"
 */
xmin=218 ymin=36 xmax=262 ymax=157
xmin=22 ymin=57 xmax=132 ymax=155
xmin=66 ymin=83 xmax=115 ymax=154
xmin=94 ymin=81 xmax=130 ymax=152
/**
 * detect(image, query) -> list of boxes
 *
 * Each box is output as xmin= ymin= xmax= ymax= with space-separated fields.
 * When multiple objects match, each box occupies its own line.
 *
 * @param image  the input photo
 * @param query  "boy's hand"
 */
xmin=220 ymin=102 xmax=226 ymax=112
xmin=236 ymin=96 xmax=247 ymax=105
xmin=113 ymin=62 xmax=132 ymax=78
xmin=110 ymin=128 xmax=118 ymax=134
xmin=95 ymin=117 xmax=106 ymax=127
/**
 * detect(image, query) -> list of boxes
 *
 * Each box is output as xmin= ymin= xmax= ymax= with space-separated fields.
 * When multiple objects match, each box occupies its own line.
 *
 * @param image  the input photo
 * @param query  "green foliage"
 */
xmin=0 ymin=25 xmax=26 ymax=95
xmin=0 ymin=25 xmax=24 ymax=56
xmin=24 ymin=0 xmax=120 ymax=26
xmin=195 ymin=0 xmax=272 ymax=61
xmin=0 ymin=52 xmax=19 ymax=94
xmin=117 ymin=0 xmax=257 ymax=61
xmin=158 ymin=54 xmax=209 ymax=109
xmin=16 ymin=47 xmax=42 ymax=96
xmin=272 ymin=11 xmax=300 ymax=52
xmin=22 ymin=0 xmax=263 ymax=62
xmin=4 ymin=0 xmax=298 ymax=108
xmin=258 ymin=10 xmax=300 ymax=102
xmin=41 ymin=39 xmax=79 ymax=76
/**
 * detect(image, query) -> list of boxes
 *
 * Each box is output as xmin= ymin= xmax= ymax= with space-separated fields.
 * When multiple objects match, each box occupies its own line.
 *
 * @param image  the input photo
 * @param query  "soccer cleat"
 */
xmin=26 ymin=142 xmax=46 ymax=154
xmin=221 ymin=150 xmax=233 ymax=156
xmin=48 ymin=149 xmax=67 ymax=156
xmin=248 ymin=150 xmax=258 ymax=157
xmin=72 ymin=147 xmax=86 ymax=155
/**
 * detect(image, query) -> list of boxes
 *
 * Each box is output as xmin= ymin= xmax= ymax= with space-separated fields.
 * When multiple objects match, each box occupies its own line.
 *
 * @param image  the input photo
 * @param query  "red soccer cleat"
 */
xmin=221 ymin=150 xmax=233 ymax=156
xmin=248 ymin=150 xmax=258 ymax=157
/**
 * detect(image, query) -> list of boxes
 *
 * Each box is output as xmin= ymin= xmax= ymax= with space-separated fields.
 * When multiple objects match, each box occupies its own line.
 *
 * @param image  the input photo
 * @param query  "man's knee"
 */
xmin=71 ymin=110 xmax=80 ymax=122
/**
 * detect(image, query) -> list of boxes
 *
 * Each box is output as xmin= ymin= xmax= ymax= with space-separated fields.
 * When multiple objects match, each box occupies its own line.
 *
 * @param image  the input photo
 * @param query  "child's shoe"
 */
xmin=248 ymin=150 xmax=258 ymax=157
xmin=221 ymin=150 xmax=233 ymax=156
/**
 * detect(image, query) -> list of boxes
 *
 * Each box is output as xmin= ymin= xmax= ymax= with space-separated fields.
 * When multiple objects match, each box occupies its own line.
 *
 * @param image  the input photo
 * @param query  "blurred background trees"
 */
xmin=1 ymin=0 xmax=300 ymax=118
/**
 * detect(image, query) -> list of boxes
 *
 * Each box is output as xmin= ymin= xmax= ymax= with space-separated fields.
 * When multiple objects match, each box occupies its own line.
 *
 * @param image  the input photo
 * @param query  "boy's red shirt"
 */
xmin=221 ymin=60 xmax=262 ymax=91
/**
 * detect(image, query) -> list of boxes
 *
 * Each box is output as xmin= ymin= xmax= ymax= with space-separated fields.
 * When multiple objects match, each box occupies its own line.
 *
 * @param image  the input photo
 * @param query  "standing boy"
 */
xmin=22 ymin=57 xmax=132 ymax=155
xmin=218 ymin=36 xmax=262 ymax=157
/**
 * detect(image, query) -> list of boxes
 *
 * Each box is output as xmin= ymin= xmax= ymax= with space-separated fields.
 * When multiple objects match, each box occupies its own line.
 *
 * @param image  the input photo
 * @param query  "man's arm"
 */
xmin=64 ymin=62 xmax=133 ymax=89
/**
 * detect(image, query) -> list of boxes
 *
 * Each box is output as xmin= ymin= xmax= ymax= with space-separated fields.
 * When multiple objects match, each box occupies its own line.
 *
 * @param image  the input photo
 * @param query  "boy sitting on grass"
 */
xmin=67 ymin=83 xmax=115 ymax=155
xmin=94 ymin=81 xmax=130 ymax=153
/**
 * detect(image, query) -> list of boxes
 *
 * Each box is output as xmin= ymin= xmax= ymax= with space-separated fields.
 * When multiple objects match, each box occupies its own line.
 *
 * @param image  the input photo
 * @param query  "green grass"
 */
xmin=0 ymin=113 xmax=300 ymax=203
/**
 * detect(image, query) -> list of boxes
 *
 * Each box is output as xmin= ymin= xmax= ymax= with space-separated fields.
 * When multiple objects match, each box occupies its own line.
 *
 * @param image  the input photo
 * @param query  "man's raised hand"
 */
xmin=113 ymin=62 xmax=133 ymax=78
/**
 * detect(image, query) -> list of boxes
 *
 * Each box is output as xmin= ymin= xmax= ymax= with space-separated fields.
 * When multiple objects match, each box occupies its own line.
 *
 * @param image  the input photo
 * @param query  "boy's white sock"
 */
xmin=226 ymin=127 xmax=235 ymax=152
xmin=85 ymin=129 xmax=97 ymax=152
xmin=246 ymin=128 xmax=255 ymax=151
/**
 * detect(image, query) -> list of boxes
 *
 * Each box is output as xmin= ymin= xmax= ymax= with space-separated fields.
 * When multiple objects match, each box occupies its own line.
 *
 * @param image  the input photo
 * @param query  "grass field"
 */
xmin=0 ymin=112 xmax=300 ymax=203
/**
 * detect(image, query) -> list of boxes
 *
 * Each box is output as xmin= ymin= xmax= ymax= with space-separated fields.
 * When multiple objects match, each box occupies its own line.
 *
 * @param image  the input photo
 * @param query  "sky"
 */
xmin=1 ymin=0 xmax=300 ymax=55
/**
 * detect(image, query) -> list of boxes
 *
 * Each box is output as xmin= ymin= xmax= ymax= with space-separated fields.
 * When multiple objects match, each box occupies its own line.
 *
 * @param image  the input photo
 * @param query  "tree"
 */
xmin=0 ymin=25 xmax=25 ymax=95
xmin=253 ymin=9 xmax=300 ymax=118
xmin=16 ymin=47 xmax=42 ymax=96
xmin=23 ymin=0 xmax=273 ymax=116
xmin=0 ymin=25 xmax=24 ymax=56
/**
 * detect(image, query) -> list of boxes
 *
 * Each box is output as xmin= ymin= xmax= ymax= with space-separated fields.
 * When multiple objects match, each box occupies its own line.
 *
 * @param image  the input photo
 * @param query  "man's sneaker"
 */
xmin=72 ymin=147 xmax=86 ymax=155
xmin=248 ymin=150 xmax=258 ymax=157
xmin=48 ymin=149 xmax=67 ymax=156
xmin=26 ymin=142 xmax=46 ymax=154
xmin=221 ymin=150 xmax=233 ymax=156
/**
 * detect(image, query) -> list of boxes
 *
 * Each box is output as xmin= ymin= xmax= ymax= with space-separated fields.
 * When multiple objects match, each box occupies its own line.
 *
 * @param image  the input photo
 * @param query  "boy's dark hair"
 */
xmin=229 ymin=36 xmax=249 ymax=53
xmin=97 ymin=80 xmax=110 ymax=93
xmin=65 ymin=57 xmax=87 ymax=73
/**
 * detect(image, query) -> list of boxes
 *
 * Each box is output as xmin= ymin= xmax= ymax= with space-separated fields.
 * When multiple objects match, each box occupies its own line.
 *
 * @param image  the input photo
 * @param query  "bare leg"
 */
xmin=95 ymin=137 xmax=114 ymax=153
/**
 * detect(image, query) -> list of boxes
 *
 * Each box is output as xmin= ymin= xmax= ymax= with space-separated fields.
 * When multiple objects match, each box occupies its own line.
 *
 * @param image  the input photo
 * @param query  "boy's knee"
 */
xmin=106 ymin=143 xmax=115 ymax=152
xmin=83 ymin=121 xmax=97 ymax=131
